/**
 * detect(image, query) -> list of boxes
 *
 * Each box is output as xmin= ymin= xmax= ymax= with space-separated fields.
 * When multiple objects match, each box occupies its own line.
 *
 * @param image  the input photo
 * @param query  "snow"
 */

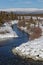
xmin=9 ymin=20 xmax=18 ymax=25
xmin=4 ymin=20 xmax=18 ymax=25
xmin=0 ymin=20 xmax=18 ymax=41
xmin=38 ymin=17 xmax=43 ymax=20
xmin=12 ymin=36 xmax=43 ymax=61
xmin=0 ymin=8 xmax=39 ymax=12
xmin=12 ymin=22 xmax=43 ymax=61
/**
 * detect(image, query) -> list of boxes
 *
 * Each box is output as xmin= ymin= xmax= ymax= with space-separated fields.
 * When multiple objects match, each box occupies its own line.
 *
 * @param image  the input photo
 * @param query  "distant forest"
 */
xmin=0 ymin=11 xmax=18 ymax=25
xmin=0 ymin=11 xmax=43 ymax=25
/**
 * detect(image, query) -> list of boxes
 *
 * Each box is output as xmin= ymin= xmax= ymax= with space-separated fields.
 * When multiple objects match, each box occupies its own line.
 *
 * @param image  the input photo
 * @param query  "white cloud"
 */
xmin=0 ymin=8 xmax=39 ymax=11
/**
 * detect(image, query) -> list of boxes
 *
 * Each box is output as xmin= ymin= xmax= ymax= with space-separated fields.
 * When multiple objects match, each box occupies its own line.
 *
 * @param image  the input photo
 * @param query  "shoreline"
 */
xmin=12 ymin=36 xmax=43 ymax=61
xmin=17 ymin=26 xmax=30 ymax=39
xmin=0 ymin=20 xmax=18 ymax=41
xmin=12 ymin=24 xmax=43 ymax=61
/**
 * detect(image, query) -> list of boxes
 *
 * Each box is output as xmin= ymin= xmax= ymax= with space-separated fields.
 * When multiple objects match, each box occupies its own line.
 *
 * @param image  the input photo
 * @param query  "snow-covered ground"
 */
xmin=11 ymin=20 xmax=18 ymax=25
xmin=4 ymin=20 xmax=18 ymax=26
xmin=0 ymin=20 xmax=18 ymax=41
xmin=12 ymin=21 xmax=43 ymax=61
xmin=12 ymin=36 xmax=43 ymax=61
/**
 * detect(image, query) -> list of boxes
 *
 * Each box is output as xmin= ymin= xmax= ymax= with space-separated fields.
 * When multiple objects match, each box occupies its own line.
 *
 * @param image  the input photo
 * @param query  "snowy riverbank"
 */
xmin=0 ymin=20 xmax=18 ymax=41
xmin=12 ymin=36 xmax=43 ymax=61
xmin=12 ymin=23 xmax=43 ymax=61
xmin=7 ymin=20 xmax=18 ymax=26
xmin=0 ymin=32 xmax=18 ymax=41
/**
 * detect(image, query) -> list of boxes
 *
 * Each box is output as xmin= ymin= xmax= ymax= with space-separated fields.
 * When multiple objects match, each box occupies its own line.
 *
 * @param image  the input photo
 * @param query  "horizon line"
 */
xmin=0 ymin=8 xmax=43 ymax=11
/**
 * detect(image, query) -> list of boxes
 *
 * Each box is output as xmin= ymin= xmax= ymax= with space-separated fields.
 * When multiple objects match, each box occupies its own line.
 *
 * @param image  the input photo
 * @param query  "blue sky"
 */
xmin=0 ymin=0 xmax=43 ymax=9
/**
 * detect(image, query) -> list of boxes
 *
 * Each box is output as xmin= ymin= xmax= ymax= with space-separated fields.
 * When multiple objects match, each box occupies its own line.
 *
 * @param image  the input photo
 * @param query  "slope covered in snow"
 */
xmin=0 ymin=20 xmax=18 ymax=41
xmin=12 ymin=23 xmax=43 ymax=61
xmin=12 ymin=36 xmax=43 ymax=61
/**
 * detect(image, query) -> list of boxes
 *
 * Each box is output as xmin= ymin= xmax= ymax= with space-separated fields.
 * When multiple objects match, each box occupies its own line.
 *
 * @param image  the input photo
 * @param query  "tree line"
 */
xmin=0 ymin=11 xmax=18 ymax=25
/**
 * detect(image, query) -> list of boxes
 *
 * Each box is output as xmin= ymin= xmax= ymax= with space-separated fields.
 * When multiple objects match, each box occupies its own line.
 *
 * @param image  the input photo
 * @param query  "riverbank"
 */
xmin=0 ymin=24 xmax=30 ymax=65
xmin=12 ymin=36 xmax=43 ymax=61
xmin=12 ymin=22 xmax=43 ymax=61
xmin=0 ymin=20 xmax=18 ymax=41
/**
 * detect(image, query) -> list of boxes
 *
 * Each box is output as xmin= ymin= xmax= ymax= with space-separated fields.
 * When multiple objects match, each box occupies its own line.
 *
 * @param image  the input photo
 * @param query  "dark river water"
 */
xmin=0 ymin=24 xmax=43 ymax=65
xmin=0 ymin=24 xmax=29 ymax=65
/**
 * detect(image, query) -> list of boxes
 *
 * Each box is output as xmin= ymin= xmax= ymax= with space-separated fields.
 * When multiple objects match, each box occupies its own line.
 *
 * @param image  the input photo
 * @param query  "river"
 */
xmin=0 ymin=24 xmax=43 ymax=65
xmin=0 ymin=24 xmax=29 ymax=65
